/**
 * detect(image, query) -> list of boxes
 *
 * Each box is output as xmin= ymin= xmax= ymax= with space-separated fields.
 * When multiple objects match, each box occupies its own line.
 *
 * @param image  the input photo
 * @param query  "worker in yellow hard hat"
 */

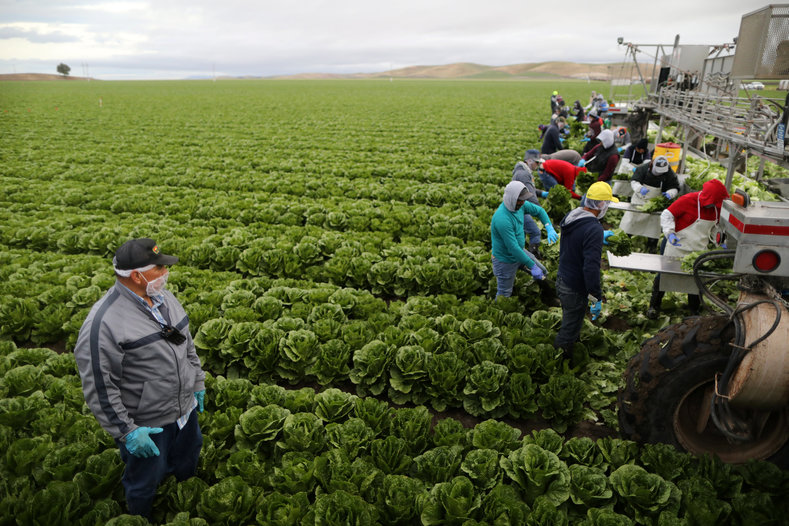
xmin=553 ymin=182 xmax=618 ymax=358
xmin=550 ymin=90 xmax=561 ymax=115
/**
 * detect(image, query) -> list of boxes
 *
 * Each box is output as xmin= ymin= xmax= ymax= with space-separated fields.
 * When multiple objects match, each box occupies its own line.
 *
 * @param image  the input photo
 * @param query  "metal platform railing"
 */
xmin=653 ymin=88 xmax=788 ymax=163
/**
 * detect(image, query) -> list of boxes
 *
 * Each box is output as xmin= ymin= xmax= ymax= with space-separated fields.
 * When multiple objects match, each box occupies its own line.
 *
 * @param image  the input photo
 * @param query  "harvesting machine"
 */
xmin=608 ymin=4 xmax=789 ymax=465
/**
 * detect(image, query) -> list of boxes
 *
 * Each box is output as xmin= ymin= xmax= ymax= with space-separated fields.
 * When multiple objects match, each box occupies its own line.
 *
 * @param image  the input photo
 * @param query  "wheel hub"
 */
xmin=674 ymin=379 xmax=789 ymax=463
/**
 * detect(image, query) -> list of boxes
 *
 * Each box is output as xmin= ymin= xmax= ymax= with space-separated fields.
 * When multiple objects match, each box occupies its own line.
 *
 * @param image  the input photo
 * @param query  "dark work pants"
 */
xmin=554 ymin=276 xmax=587 ymax=351
xmin=649 ymin=238 xmax=701 ymax=313
xmin=117 ymin=409 xmax=202 ymax=518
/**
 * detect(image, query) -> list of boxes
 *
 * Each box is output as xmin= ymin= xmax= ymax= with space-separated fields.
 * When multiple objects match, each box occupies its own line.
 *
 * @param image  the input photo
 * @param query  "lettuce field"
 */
xmin=1 ymin=79 xmax=787 ymax=525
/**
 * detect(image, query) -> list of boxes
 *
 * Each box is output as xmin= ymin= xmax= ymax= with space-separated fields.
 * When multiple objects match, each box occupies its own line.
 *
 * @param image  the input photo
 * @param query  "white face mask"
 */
xmin=140 ymin=271 xmax=168 ymax=296
xmin=597 ymin=202 xmax=610 ymax=219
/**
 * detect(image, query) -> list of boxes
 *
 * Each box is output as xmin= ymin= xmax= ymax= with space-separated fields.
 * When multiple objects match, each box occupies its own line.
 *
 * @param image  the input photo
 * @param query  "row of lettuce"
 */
xmin=0 ymin=247 xmax=640 ymax=432
xmin=2 ymin=340 xmax=787 ymax=526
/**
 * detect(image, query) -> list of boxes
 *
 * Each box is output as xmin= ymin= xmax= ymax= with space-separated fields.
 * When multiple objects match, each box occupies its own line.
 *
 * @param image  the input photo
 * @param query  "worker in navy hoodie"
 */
xmin=541 ymin=116 xmax=566 ymax=155
xmin=554 ymin=182 xmax=618 ymax=355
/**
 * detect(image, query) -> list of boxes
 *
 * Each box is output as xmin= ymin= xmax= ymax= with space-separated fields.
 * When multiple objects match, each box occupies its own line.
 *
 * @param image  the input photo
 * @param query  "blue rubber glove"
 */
xmin=602 ymin=230 xmax=614 ymax=245
xmin=639 ymin=187 xmax=649 ymax=197
xmin=559 ymin=137 xmax=565 ymax=143
xmin=540 ymin=190 xmax=549 ymax=198
xmin=125 ymin=427 xmax=163 ymax=458
xmin=590 ymin=301 xmax=602 ymax=321
xmin=617 ymin=147 xmax=624 ymax=153
xmin=545 ymin=224 xmax=558 ymax=244
xmin=194 ymin=390 xmax=205 ymax=413
xmin=632 ymin=166 xmax=637 ymax=173
xmin=530 ymin=265 xmax=545 ymax=281
xmin=662 ymin=192 xmax=671 ymax=199
xmin=577 ymin=159 xmax=586 ymax=167
xmin=720 ymin=243 xmax=727 ymax=249
xmin=668 ymin=233 xmax=681 ymax=246
xmin=581 ymin=137 xmax=590 ymax=142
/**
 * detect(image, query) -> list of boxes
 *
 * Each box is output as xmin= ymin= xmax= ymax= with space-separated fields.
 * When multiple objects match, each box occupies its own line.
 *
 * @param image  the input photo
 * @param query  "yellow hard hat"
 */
xmin=586 ymin=182 xmax=619 ymax=202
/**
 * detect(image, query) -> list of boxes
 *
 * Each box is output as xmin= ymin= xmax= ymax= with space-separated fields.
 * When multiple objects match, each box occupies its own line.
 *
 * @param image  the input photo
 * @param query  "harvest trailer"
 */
xmin=608 ymin=4 xmax=789 ymax=465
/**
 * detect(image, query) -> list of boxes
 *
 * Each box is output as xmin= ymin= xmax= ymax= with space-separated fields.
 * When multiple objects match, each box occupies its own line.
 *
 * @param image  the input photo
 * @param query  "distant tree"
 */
xmin=57 ymin=63 xmax=71 ymax=76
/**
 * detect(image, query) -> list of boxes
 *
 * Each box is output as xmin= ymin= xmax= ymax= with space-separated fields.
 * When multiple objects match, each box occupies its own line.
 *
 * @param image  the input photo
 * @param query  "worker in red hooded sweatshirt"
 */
xmin=537 ymin=158 xmax=588 ymax=200
xmin=647 ymin=179 xmax=730 ymax=318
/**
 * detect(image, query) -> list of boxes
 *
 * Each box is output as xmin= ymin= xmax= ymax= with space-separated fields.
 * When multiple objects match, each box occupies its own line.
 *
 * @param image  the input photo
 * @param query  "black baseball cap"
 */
xmin=114 ymin=238 xmax=178 ymax=270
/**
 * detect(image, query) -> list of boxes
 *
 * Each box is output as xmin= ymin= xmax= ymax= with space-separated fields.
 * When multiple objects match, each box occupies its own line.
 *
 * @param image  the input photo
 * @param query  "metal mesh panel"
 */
xmin=732 ymin=5 xmax=789 ymax=79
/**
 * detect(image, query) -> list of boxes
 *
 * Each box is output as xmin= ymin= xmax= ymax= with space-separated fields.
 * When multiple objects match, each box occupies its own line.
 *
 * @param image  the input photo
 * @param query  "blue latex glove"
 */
xmin=540 ymin=190 xmax=549 ymax=198
xmin=639 ymin=187 xmax=650 ymax=197
xmin=662 ymin=192 xmax=671 ymax=199
xmin=125 ymin=427 xmax=163 ymax=458
xmin=194 ymin=390 xmax=205 ymax=413
xmin=559 ymin=138 xmax=565 ymax=143
xmin=590 ymin=301 xmax=602 ymax=321
xmin=632 ymin=166 xmax=637 ymax=173
xmin=581 ymin=137 xmax=590 ymax=142
xmin=602 ymin=230 xmax=614 ymax=245
xmin=617 ymin=147 xmax=624 ymax=153
xmin=720 ymin=243 xmax=727 ymax=249
xmin=530 ymin=265 xmax=545 ymax=281
xmin=577 ymin=159 xmax=586 ymax=167
xmin=668 ymin=233 xmax=681 ymax=246
xmin=545 ymin=224 xmax=558 ymax=244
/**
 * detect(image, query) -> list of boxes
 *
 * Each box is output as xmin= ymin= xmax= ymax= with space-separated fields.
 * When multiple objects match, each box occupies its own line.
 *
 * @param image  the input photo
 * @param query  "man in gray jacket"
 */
xmin=75 ymin=238 xmax=206 ymax=518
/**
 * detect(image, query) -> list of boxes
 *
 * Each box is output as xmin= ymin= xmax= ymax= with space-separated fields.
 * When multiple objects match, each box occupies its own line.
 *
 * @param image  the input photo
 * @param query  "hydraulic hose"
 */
xmin=691 ymin=249 xmax=785 ymax=442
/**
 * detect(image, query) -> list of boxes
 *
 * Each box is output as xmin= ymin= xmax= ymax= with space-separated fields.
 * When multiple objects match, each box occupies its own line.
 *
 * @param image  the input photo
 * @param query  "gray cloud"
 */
xmin=0 ymin=27 xmax=78 ymax=43
xmin=0 ymin=0 xmax=763 ymax=79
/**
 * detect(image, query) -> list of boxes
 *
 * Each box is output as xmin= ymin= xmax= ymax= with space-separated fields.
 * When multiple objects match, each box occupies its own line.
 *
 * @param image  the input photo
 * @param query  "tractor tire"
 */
xmin=618 ymin=315 xmax=789 ymax=466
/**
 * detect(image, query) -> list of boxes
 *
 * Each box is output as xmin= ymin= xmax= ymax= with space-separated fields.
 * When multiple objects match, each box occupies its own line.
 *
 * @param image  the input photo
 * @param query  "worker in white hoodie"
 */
xmin=580 ymin=129 xmax=620 ymax=183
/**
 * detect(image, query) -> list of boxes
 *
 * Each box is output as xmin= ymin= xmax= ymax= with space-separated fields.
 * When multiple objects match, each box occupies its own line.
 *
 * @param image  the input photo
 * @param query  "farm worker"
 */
xmin=582 ymin=129 xmax=620 ymax=183
xmin=554 ymin=182 xmax=618 ymax=356
xmin=622 ymin=138 xmax=651 ymax=165
xmin=541 ymin=116 xmax=566 ymax=155
xmin=550 ymin=90 xmax=560 ymax=114
xmin=572 ymin=100 xmax=585 ymax=121
xmin=74 ymin=238 xmax=206 ymax=519
xmin=614 ymin=127 xmax=631 ymax=148
xmin=537 ymin=158 xmax=588 ymax=200
xmin=647 ymin=179 xmax=730 ymax=319
xmin=543 ymin=149 xmax=583 ymax=166
xmin=584 ymin=90 xmax=598 ymax=111
xmin=490 ymin=181 xmax=556 ymax=297
xmin=582 ymin=110 xmax=603 ymax=154
xmin=512 ymin=149 xmax=558 ymax=257
xmin=620 ymin=156 xmax=680 ymax=242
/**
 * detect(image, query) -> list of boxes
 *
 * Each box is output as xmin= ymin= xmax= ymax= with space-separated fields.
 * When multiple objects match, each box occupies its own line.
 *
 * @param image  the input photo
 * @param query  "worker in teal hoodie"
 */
xmin=490 ymin=181 xmax=557 ymax=297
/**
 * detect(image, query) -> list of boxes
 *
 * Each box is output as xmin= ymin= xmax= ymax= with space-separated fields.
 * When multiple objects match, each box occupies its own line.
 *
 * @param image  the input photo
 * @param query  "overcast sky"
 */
xmin=0 ymin=0 xmax=768 ymax=80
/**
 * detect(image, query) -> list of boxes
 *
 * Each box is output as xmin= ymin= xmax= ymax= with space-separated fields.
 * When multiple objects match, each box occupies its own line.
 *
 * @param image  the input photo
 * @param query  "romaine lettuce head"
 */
xmin=412 ymin=445 xmax=465 ymax=485
xmin=568 ymin=463 xmax=613 ymax=507
xmin=470 ymin=419 xmax=521 ymax=454
xmin=277 ymin=412 xmax=326 ymax=454
xmin=460 ymin=448 xmax=502 ymax=490
xmin=481 ymin=483 xmax=530 ymax=525
xmin=389 ymin=405 xmax=431 ymax=456
xmin=381 ymin=474 xmax=424 ymax=524
xmin=313 ymin=388 xmax=356 ymax=423
xmin=500 ymin=444 xmax=570 ymax=506
xmin=256 ymin=490 xmax=309 ymax=526
xmin=234 ymin=404 xmax=290 ymax=449
xmin=353 ymin=396 xmax=392 ymax=436
xmin=325 ymin=417 xmax=374 ymax=460
xmin=197 ymin=476 xmax=259 ymax=524
xmin=609 ymin=464 xmax=681 ymax=523
xmin=419 ymin=475 xmax=481 ymax=526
